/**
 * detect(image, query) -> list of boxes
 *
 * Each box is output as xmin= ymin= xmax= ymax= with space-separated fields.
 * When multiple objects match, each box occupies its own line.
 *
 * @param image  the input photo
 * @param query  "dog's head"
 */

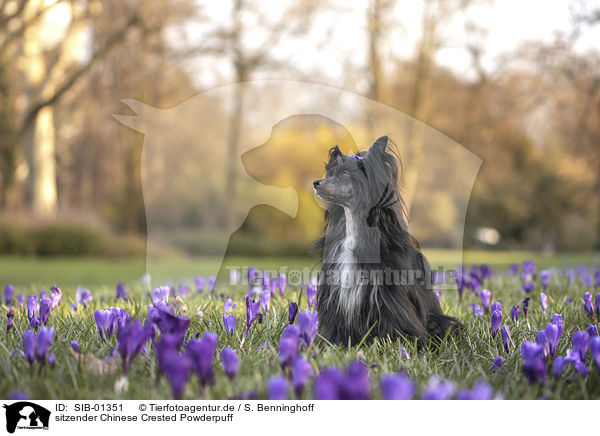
xmin=313 ymin=136 xmax=401 ymax=215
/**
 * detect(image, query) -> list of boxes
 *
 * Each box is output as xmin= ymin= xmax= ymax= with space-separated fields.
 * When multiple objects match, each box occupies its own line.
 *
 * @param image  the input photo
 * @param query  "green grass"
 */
xmin=1 ymin=252 xmax=599 ymax=400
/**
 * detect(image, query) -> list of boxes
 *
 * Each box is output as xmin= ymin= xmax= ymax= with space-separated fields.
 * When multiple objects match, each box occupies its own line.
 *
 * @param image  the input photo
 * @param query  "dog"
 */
xmin=312 ymin=136 xmax=460 ymax=345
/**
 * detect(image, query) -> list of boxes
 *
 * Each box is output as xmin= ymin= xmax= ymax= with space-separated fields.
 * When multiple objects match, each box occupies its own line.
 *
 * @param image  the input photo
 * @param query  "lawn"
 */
xmin=1 ymin=251 xmax=599 ymax=400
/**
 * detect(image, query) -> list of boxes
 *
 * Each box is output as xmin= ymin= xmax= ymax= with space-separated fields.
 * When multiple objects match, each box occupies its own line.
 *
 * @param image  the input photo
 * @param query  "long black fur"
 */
xmin=312 ymin=136 xmax=461 ymax=346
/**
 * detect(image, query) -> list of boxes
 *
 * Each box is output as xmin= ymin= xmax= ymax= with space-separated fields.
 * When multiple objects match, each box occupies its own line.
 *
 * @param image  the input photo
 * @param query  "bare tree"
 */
xmin=187 ymin=0 xmax=319 ymax=228
xmin=0 ymin=0 xmax=143 ymax=215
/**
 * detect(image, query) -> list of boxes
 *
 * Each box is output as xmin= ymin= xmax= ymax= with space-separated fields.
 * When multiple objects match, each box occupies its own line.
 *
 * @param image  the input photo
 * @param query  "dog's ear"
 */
xmin=369 ymin=136 xmax=388 ymax=155
xmin=328 ymin=145 xmax=343 ymax=161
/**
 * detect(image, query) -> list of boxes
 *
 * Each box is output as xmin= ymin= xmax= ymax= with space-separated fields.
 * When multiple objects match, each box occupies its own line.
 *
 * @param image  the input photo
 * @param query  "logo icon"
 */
xmin=3 ymin=402 xmax=50 ymax=433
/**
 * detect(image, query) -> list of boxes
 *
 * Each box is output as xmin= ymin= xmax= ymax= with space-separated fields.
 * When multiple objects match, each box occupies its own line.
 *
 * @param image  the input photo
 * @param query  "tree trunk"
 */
xmin=403 ymin=0 xmax=438 ymax=211
xmin=224 ymin=0 xmax=246 ymax=230
xmin=23 ymin=106 xmax=57 ymax=215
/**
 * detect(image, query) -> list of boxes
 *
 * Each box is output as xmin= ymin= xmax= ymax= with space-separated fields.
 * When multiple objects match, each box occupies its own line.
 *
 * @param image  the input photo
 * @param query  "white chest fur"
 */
xmin=333 ymin=207 xmax=363 ymax=324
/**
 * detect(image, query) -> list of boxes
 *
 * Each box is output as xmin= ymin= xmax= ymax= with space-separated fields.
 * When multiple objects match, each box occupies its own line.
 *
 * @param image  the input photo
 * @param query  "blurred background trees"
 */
xmin=0 ymin=0 xmax=599 ymax=257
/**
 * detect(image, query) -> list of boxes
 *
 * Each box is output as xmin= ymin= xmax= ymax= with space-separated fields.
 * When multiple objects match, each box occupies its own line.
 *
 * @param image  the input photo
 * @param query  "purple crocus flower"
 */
xmin=511 ymin=305 xmax=520 ymax=322
xmin=47 ymin=353 xmax=55 ymax=366
xmin=552 ymin=357 xmax=567 ymax=378
xmin=552 ymin=313 xmax=563 ymax=342
xmin=267 ymin=376 xmax=289 ymax=400
xmin=116 ymin=282 xmax=127 ymax=300
xmin=399 ymin=346 xmax=410 ymax=360
xmin=223 ymin=314 xmax=236 ymax=337
xmin=117 ymin=319 xmax=154 ymax=374
xmin=6 ymin=309 xmax=14 ymax=332
xmin=591 ymin=337 xmax=600 ymax=372
xmin=588 ymin=324 xmax=598 ymax=338
xmin=455 ymin=268 xmax=465 ymax=300
xmin=596 ymin=293 xmax=600 ymax=318
xmin=195 ymin=276 xmax=206 ymax=293
xmin=151 ymin=286 xmax=170 ymax=306
xmin=279 ymin=325 xmax=300 ymax=368
xmin=39 ymin=290 xmax=46 ymax=300
xmin=223 ymin=298 xmax=234 ymax=313
xmin=247 ymin=267 xmax=258 ymax=285
xmin=522 ymin=281 xmax=534 ymax=293
xmin=491 ymin=310 xmax=502 ymax=338
xmin=246 ymin=285 xmax=259 ymax=299
xmin=70 ymin=341 xmax=80 ymax=353
xmin=554 ymin=349 xmax=589 ymax=378
xmin=261 ymin=271 xmax=270 ymax=291
xmin=471 ymin=303 xmax=483 ymax=320
xmin=456 ymin=381 xmax=493 ymax=400
xmin=522 ymin=260 xmax=536 ymax=281
xmin=4 ymin=284 xmax=13 ymax=306
xmin=469 ymin=279 xmax=479 ymax=297
xmin=314 ymin=367 xmax=344 ymax=400
xmin=343 ymin=361 xmax=371 ymax=400
xmin=480 ymin=264 xmax=492 ymax=280
xmin=480 ymin=289 xmax=491 ymax=313
xmin=540 ymin=270 xmax=551 ymax=290
xmin=537 ymin=330 xmax=549 ymax=358
xmin=244 ymin=296 xmax=263 ymax=337
xmin=540 ymin=293 xmax=548 ymax=315
xmin=421 ymin=378 xmax=456 ymax=400
xmin=567 ymin=349 xmax=589 ymax=377
xmin=154 ymin=306 xmax=189 ymax=345
xmin=177 ymin=283 xmax=190 ymax=298
xmin=507 ymin=263 xmax=519 ymax=276
xmin=584 ymin=292 xmax=594 ymax=317
xmin=567 ymin=297 xmax=573 ymax=305
xmin=284 ymin=301 xmax=296 ymax=324
xmin=544 ymin=323 xmax=560 ymax=357
xmin=29 ymin=318 xmax=40 ymax=329
xmin=490 ymin=301 xmax=502 ymax=314
xmin=298 ymin=311 xmax=318 ymax=347
xmin=76 ymin=288 xmax=92 ymax=307
xmin=278 ymin=274 xmax=286 ymax=297
xmin=380 ymin=373 xmax=416 ymax=400
xmin=577 ymin=264 xmax=587 ymax=281
xmin=521 ymin=341 xmax=546 ymax=384
xmin=186 ymin=332 xmax=218 ymax=387
xmin=269 ymin=278 xmax=278 ymax=297
xmin=17 ymin=293 xmax=24 ymax=306
xmin=572 ymin=331 xmax=590 ymax=361
xmin=522 ymin=297 xmax=530 ymax=321
xmin=36 ymin=326 xmax=54 ymax=363
xmin=292 ymin=355 xmax=313 ymax=396
xmin=208 ymin=276 xmax=217 ymax=294
xmin=220 ymin=347 xmax=238 ymax=379
xmin=260 ymin=290 xmax=271 ymax=314
xmin=306 ymin=285 xmax=317 ymax=309
xmin=501 ymin=325 xmax=511 ymax=352
xmin=49 ymin=285 xmax=62 ymax=308
xmin=8 ymin=391 xmax=30 ymax=401
xmin=489 ymin=356 xmax=503 ymax=372
xmin=163 ymin=351 xmax=192 ymax=399
xmin=38 ymin=298 xmax=51 ymax=326
xmin=94 ymin=308 xmax=129 ymax=340
xmin=154 ymin=333 xmax=180 ymax=375
xmin=26 ymin=295 xmax=38 ymax=322
xmin=23 ymin=330 xmax=36 ymax=367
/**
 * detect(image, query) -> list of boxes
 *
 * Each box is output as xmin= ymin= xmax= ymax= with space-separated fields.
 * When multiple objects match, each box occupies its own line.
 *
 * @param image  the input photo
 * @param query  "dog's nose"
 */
xmin=313 ymin=179 xmax=322 ymax=188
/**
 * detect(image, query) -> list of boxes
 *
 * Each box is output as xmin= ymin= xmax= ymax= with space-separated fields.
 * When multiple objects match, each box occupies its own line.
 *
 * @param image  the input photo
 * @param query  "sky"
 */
xmin=180 ymin=0 xmax=600 ymax=92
